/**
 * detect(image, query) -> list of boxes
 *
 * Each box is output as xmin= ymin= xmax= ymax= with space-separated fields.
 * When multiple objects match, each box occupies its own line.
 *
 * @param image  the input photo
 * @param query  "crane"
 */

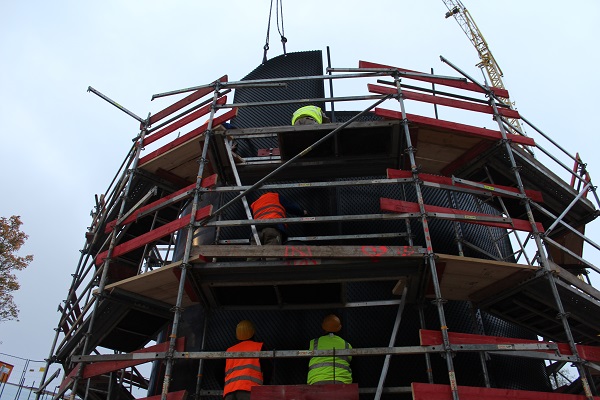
xmin=442 ymin=0 xmax=524 ymax=136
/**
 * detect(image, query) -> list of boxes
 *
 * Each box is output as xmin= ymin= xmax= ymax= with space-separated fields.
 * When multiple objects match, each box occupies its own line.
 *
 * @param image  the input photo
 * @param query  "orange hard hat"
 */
xmin=236 ymin=320 xmax=255 ymax=340
xmin=322 ymin=314 xmax=342 ymax=333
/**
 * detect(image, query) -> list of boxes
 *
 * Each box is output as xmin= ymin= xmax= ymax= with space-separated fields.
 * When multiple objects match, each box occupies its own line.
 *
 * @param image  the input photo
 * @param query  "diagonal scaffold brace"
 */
xmin=87 ymin=86 xmax=147 ymax=125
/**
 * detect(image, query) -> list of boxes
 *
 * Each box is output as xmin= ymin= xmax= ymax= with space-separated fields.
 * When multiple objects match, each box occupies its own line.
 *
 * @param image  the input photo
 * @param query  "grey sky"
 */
xmin=1 ymin=0 xmax=599 ymax=389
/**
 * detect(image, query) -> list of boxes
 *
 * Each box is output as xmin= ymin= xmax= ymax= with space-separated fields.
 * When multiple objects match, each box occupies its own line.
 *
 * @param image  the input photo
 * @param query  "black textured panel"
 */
xmin=232 ymin=51 xmax=325 ymax=129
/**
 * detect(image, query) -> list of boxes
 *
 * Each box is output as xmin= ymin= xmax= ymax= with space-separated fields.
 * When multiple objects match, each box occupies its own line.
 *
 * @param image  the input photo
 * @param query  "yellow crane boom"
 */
xmin=442 ymin=0 xmax=524 ymax=135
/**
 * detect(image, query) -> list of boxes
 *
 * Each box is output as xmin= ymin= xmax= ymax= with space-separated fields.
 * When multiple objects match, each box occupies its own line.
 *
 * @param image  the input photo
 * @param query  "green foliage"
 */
xmin=0 ymin=215 xmax=33 ymax=322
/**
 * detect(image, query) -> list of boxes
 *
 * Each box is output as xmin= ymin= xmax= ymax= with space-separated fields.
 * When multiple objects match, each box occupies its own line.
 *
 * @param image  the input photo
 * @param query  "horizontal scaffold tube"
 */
xmin=72 ymin=342 xmax=561 ymax=364
xmin=359 ymin=60 xmax=510 ymax=98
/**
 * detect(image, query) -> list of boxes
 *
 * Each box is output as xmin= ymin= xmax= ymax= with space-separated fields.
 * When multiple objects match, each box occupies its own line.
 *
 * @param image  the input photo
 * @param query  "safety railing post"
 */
xmin=159 ymin=84 xmax=221 ymax=400
xmin=393 ymin=72 xmax=461 ymax=400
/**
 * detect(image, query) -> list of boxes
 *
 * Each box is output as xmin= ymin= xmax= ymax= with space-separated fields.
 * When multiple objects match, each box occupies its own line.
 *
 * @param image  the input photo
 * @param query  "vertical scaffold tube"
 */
xmin=160 ymin=86 xmax=221 ymax=400
xmin=194 ymin=312 xmax=210 ymax=399
xmin=393 ymin=73 xmax=460 ymax=400
xmin=418 ymin=305 xmax=434 ymax=384
xmin=374 ymin=286 xmax=408 ymax=400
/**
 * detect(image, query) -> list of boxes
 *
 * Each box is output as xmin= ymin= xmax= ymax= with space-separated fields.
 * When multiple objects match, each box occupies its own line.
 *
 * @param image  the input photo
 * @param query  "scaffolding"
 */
xmin=38 ymin=51 xmax=600 ymax=400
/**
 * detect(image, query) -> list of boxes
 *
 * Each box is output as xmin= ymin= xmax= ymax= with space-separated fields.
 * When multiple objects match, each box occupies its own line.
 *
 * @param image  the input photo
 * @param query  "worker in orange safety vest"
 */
xmin=250 ymin=192 xmax=308 ymax=246
xmin=223 ymin=320 xmax=271 ymax=400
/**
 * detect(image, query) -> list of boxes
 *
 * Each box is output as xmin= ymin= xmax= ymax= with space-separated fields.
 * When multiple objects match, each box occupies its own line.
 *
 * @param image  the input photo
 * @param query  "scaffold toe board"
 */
xmin=251 ymin=384 xmax=359 ymax=400
xmin=451 ymin=142 xmax=597 ymax=230
xmin=411 ymin=382 xmax=600 ymax=400
xmin=375 ymin=108 xmax=535 ymax=146
xmin=146 ymin=74 xmax=227 ymax=127
xmin=419 ymin=329 xmax=600 ymax=363
xmin=65 ymin=338 xmax=184 ymax=382
xmin=386 ymin=168 xmax=543 ymax=201
xmin=139 ymin=108 xmax=238 ymax=178
xmin=96 ymin=204 xmax=212 ymax=265
xmin=380 ymin=197 xmax=545 ymax=232
xmin=136 ymin=390 xmax=188 ymax=400
xmin=191 ymin=244 xmax=425 ymax=259
xmin=358 ymin=60 xmax=510 ymax=98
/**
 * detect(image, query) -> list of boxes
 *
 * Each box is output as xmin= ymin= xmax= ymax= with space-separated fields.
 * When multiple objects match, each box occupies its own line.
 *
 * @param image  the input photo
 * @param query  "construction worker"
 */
xmin=223 ymin=320 xmax=271 ymax=400
xmin=250 ymin=192 xmax=307 ymax=246
xmin=307 ymin=314 xmax=353 ymax=385
xmin=291 ymin=105 xmax=330 ymax=125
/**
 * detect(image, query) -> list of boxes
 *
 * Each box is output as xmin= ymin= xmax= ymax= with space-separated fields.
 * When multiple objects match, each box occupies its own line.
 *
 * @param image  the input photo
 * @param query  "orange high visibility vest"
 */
xmin=251 ymin=193 xmax=285 ymax=220
xmin=224 ymin=340 xmax=264 ymax=396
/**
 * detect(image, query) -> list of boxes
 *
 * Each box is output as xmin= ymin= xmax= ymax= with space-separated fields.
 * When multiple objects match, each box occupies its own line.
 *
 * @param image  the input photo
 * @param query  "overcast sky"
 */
xmin=1 ymin=0 xmax=599 ymax=389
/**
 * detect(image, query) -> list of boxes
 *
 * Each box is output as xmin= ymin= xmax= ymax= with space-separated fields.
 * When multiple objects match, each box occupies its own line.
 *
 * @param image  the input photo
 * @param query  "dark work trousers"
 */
xmin=224 ymin=390 xmax=251 ymax=400
xmin=248 ymin=227 xmax=283 ymax=261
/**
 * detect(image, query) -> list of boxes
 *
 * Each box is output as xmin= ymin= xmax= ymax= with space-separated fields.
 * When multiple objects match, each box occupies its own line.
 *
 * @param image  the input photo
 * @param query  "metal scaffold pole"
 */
xmin=159 ymin=86 xmax=221 ymax=400
xmin=374 ymin=286 xmax=408 ymax=400
xmin=393 ymin=72 xmax=461 ymax=400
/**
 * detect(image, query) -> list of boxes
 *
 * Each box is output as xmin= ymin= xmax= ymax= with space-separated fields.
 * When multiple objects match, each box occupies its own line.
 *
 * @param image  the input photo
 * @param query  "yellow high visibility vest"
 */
xmin=307 ymin=334 xmax=352 ymax=384
xmin=292 ymin=106 xmax=324 ymax=125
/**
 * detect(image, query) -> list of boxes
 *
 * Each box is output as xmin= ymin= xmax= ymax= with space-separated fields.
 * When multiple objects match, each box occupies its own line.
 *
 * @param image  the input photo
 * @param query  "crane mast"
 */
xmin=442 ymin=0 xmax=524 ymax=135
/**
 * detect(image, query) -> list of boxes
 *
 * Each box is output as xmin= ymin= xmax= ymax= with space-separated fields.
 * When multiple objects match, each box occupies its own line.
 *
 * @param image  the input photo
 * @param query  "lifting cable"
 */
xmin=263 ymin=0 xmax=287 ymax=64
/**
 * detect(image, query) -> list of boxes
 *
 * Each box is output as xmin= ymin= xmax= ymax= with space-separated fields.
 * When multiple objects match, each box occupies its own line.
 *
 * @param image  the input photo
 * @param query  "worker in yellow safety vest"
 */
xmin=291 ymin=105 xmax=330 ymax=125
xmin=307 ymin=314 xmax=353 ymax=385
xmin=223 ymin=320 xmax=271 ymax=400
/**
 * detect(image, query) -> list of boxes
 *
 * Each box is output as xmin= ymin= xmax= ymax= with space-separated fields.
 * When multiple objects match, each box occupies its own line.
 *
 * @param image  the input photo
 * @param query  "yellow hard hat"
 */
xmin=236 ymin=320 xmax=255 ymax=340
xmin=322 ymin=314 xmax=342 ymax=333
